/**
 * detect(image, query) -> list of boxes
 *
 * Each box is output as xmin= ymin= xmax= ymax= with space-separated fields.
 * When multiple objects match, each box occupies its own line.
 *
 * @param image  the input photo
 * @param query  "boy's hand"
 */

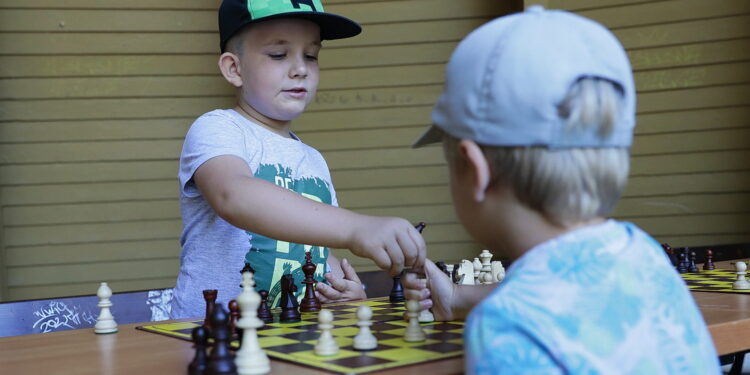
xmin=347 ymin=216 xmax=426 ymax=276
xmin=402 ymin=259 xmax=456 ymax=321
xmin=315 ymin=258 xmax=367 ymax=303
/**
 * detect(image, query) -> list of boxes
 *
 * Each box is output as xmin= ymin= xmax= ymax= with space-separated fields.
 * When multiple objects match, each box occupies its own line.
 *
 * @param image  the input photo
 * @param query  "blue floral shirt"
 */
xmin=465 ymin=220 xmax=720 ymax=375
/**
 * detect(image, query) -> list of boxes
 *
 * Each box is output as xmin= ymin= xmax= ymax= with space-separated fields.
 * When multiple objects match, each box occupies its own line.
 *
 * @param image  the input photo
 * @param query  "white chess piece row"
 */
xmin=455 ymin=250 xmax=505 ymax=285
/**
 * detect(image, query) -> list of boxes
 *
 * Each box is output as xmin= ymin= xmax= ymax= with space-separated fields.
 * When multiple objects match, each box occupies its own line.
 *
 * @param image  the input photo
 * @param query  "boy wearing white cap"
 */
xmin=404 ymin=6 xmax=720 ymax=374
xmin=171 ymin=0 xmax=427 ymax=319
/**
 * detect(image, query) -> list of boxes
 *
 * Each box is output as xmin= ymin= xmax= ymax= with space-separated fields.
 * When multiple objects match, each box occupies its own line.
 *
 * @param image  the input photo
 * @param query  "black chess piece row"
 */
xmin=662 ymin=244 xmax=715 ymax=274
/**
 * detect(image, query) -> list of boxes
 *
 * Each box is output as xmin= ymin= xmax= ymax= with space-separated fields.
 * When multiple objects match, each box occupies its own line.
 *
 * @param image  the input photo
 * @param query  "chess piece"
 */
xmin=94 ymin=282 xmax=118 ymax=334
xmin=416 ymin=273 xmax=434 ymax=323
xmin=280 ymin=274 xmax=301 ymax=322
xmin=389 ymin=272 xmax=405 ymax=303
xmin=703 ymin=249 xmax=716 ymax=270
xmin=472 ymin=257 xmax=482 ymax=283
xmin=734 ymin=262 xmax=750 ymax=290
xmin=688 ymin=251 xmax=699 ymax=273
xmin=479 ymin=250 xmax=493 ymax=284
xmin=353 ymin=305 xmax=377 ymax=351
xmin=228 ymin=299 xmax=240 ymax=338
xmin=235 ymin=272 xmax=270 ymax=375
xmin=315 ymin=309 xmax=339 ymax=356
xmin=677 ymin=251 xmax=688 ymax=273
xmin=662 ymin=243 xmax=678 ymax=268
xmin=239 ymin=262 xmax=255 ymax=288
xmin=403 ymin=299 xmax=426 ymax=342
xmin=207 ymin=305 xmax=237 ymax=375
xmin=435 ymin=261 xmax=451 ymax=278
xmin=415 ymin=222 xmax=426 ymax=233
xmin=257 ymin=290 xmax=274 ymax=324
xmin=300 ymin=252 xmax=321 ymax=312
xmin=491 ymin=261 xmax=506 ymax=283
xmin=188 ymin=326 xmax=209 ymax=375
xmin=203 ymin=289 xmax=218 ymax=333
xmin=445 ymin=264 xmax=455 ymax=280
xmin=457 ymin=259 xmax=475 ymax=285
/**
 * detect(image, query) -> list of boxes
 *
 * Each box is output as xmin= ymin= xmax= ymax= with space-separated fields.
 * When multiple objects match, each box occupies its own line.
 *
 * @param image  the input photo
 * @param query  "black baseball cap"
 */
xmin=219 ymin=0 xmax=362 ymax=52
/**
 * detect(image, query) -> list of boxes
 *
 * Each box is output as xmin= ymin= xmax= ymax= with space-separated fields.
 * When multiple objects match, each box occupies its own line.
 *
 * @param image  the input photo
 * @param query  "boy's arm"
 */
xmin=194 ymin=155 xmax=426 ymax=275
xmin=316 ymin=254 xmax=367 ymax=302
xmin=402 ymin=259 xmax=498 ymax=321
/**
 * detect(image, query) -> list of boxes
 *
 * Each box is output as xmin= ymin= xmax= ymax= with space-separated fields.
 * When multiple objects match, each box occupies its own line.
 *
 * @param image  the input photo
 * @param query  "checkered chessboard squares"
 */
xmin=682 ymin=269 xmax=750 ymax=293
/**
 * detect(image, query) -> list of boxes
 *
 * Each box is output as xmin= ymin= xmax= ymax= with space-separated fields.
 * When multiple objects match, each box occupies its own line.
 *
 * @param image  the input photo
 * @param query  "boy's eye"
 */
xmin=306 ymin=54 xmax=318 ymax=61
xmin=268 ymin=53 xmax=286 ymax=59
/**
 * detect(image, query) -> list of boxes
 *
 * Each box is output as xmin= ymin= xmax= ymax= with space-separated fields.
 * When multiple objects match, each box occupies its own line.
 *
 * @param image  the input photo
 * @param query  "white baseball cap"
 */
xmin=413 ymin=6 xmax=635 ymax=148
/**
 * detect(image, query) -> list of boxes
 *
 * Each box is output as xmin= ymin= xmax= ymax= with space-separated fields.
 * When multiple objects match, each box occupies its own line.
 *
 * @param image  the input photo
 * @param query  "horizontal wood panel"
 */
xmin=0 ymin=0 xmax=219 ymax=9
xmin=7 ymin=258 xmax=178 ymax=286
xmin=577 ymin=0 xmax=750 ymax=29
xmin=650 ymin=234 xmax=750 ymax=249
xmin=3 ymin=219 xmax=181 ymax=247
xmin=633 ymin=61 xmax=750 ymax=92
xmin=633 ymin=213 xmax=750 ymax=237
xmin=0 ymin=18 xmax=490 ymax=54
xmin=615 ymin=193 xmax=750 ymax=218
xmin=614 ymin=14 xmax=750 ymax=50
xmin=1 ymin=64 xmax=446 ymax=100
xmin=635 ymin=106 xmax=750 ymax=135
xmin=3 ymin=200 xmax=179 ymax=226
xmin=546 ymin=0 xmax=659 ymax=11
xmin=637 ymin=84 xmax=750 ymax=114
xmin=0 ymin=0 xmax=505 ymax=32
xmin=1 ymin=180 xmax=177 ymax=206
xmin=7 ymin=277 xmax=177 ymax=301
xmin=5 ymin=239 xmax=179 ymax=267
xmin=338 ymin=185 xmax=450 ymax=209
xmin=629 ymin=38 xmax=750 ymax=72
xmin=0 ymin=140 xmax=182 ymax=164
xmin=631 ymin=128 xmax=750 ymax=156
xmin=631 ymin=149 xmax=750 ymax=176
xmin=625 ymin=171 xmax=750 ymax=197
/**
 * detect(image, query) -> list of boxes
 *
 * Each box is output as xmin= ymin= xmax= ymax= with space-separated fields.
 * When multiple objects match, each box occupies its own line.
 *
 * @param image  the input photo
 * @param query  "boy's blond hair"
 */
xmin=444 ymin=77 xmax=630 ymax=226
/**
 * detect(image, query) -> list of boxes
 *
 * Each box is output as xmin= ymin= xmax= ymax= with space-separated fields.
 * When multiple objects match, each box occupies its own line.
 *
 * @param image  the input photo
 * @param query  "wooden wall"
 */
xmin=0 ymin=0 xmax=513 ymax=301
xmin=529 ymin=0 xmax=750 ymax=246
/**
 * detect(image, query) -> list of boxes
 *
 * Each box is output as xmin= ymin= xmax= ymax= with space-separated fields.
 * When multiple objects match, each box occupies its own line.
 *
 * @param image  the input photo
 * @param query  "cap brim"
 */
xmin=412 ymin=125 xmax=444 ymax=148
xmin=261 ymin=12 xmax=361 ymax=40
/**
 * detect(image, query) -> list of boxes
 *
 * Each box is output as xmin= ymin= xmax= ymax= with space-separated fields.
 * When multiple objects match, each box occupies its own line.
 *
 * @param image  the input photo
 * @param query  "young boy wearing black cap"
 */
xmin=403 ymin=6 xmax=721 ymax=374
xmin=171 ymin=0 xmax=427 ymax=319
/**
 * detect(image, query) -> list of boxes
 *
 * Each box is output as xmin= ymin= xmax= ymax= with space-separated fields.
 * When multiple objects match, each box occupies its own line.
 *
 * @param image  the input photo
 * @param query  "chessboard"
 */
xmin=681 ymin=269 xmax=750 ymax=294
xmin=136 ymin=297 xmax=464 ymax=374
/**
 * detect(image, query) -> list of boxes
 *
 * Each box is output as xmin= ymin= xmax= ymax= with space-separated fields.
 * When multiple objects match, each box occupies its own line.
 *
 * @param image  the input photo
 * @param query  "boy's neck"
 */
xmin=234 ymin=103 xmax=293 ymax=138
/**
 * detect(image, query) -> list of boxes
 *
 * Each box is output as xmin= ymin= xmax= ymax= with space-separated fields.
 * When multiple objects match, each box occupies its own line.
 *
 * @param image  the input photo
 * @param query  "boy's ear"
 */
xmin=218 ymin=52 xmax=243 ymax=88
xmin=458 ymin=140 xmax=491 ymax=202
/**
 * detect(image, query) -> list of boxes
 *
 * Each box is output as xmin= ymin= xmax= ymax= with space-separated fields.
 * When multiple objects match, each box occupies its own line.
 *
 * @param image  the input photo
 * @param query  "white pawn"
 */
xmin=491 ymin=260 xmax=506 ymax=283
xmin=94 ymin=282 xmax=118 ymax=334
xmin=315 ymin=309 xmax=338 ymax=356
xmin=734 ymin=262 xmax=750 ymax=290
xmin=235 ymin=271 xmax=270 ymax=375
xmin=403 ymin=299 xmax=425 ymax=342
xmin=353 ymin=305 xmax=377 ymax=350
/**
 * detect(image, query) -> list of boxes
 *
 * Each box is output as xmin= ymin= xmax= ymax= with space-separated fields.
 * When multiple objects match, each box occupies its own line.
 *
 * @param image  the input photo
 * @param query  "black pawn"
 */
xmin=188 ymin=326 xmax=208 ymax=375
xmin=257 ymin=290 xmax=274 ymax=324
xmin=206 ymin=305 xmax=237 ymax=375
xmin=389 ymin=273 xmax=405 ymax=303
xmin=688 ymin=251 xmax=699 ymax=273
xmin=661 ymin=243 xmax=678 ymax=268
xmin=704 ymin=249 xmax=716 ymax=270
xmin=677 ymin=251 xmax=688 ymax=273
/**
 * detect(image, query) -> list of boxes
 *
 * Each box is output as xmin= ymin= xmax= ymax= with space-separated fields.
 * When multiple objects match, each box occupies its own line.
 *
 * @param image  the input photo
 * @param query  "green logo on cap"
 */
xmin=248 ymin=0 xmax=325 ymax=19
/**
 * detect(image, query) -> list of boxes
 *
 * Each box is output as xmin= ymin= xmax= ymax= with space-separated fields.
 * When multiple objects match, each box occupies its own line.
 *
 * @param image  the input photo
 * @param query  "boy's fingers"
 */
xmin=385 ymin=242 xmax=405 ymax=276
xmin=325 ymin=272 xmax=350 ymax=292
xmin=315 ymin=291 xmax=333 ymax=304
xmin=341 ymin=258 xmax=362 ymax=284
xmin=316 ymin=281 xmax=342 ymax=300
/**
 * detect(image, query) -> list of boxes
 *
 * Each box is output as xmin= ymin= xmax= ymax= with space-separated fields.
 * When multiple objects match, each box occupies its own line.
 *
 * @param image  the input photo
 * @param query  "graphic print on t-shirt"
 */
xmin=245 ymin=163 xmax=332 ymax=307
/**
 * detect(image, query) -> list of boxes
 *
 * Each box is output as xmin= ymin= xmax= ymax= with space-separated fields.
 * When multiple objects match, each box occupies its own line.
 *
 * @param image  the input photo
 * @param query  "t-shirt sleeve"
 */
xmin=179 ymin=112 xmax=251 ymax=198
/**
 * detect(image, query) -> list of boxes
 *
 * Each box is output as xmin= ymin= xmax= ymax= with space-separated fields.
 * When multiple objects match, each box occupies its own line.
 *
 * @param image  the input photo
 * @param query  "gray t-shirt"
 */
xmin=171 ymin=109 xmax=338 ymax=319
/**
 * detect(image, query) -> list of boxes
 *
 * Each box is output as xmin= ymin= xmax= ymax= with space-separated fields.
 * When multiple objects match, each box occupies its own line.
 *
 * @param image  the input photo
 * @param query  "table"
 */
xmin=3 ymin=272 xmax=750 ymax=374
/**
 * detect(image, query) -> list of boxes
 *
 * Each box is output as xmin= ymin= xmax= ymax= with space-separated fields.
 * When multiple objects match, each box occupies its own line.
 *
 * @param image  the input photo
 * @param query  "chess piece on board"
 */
xmin=688 ymin=251 xmax=699 ymax=273
xmin=228 ymin=299 xmax=240 ymax=339
xmin=300 ymin=251 xmax=321 ymax=312
xmin=314 ymin=309 xmax=339 ymax=356
xmin=203 ymin=289 xmax=218 ymax=333
xmin=457 ymin=259 xmax=475 ymax=285
xmin=491 ymin=261 xmax=506 ymax=283
xmin=415 ymin=222 xmax=426 ymax=233
xmin=734 ymin=262 xmax=750 ymax=290
xmin=435 ymin=261 xmax=451 ymax=279
xmin=207 ymin=305 xmax=237 ymax=375
xmin=94 ymin=282 xmax=118 ymax=334
xmin=280 ymin=274 xmax=301 ymax=322
xmin=235 ymin=271 xmax=270 ymax=375
xmin=479 ymin=250 xmax=493 ymax=284
xmin=188 ymin=326 xmax=209 ymax=375
xmin=677 ymin=251 xmax=688 ymax=274
xmin=239 ymin=262 xmax=256 ymax=288
xmin=389 ymin=272 xmax=405 ymax=303
xmin=661 ymin=243 xmax=678 ymax=268
xmin=703 ymin=249 xmax=716 ymax=270
xmin=472 ymin=257 xmax=482 ymax=284
xmin=403 ymin=299 xmax=426 ymax=342
xmin=353 ymin=305 xmax=377 ymax=351
xmin=257 ymin=290 xmax=274 ymax=324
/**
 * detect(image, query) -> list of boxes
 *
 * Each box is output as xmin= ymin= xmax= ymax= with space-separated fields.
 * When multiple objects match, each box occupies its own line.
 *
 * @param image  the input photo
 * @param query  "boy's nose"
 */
xmin=289 ymin=56 xmax=308 ymax=78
